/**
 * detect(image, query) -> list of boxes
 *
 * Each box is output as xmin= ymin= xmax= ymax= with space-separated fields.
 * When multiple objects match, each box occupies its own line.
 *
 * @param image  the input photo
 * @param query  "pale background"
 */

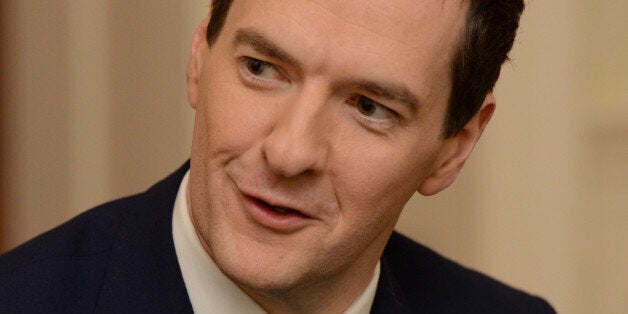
xmin=1 ymin=1 xmax=626 ymax=313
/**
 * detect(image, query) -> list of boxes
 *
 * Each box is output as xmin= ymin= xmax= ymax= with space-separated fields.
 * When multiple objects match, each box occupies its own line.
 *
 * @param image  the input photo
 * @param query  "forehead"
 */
xmin=222 ymin=0 xmax=468 ymax=104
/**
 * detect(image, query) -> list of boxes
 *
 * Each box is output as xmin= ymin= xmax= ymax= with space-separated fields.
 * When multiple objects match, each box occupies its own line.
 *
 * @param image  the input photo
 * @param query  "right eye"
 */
xmin=238 ymin=57 xmax=288 ymax=88
xmin=346 ymin=95 xmax=399 ymax=131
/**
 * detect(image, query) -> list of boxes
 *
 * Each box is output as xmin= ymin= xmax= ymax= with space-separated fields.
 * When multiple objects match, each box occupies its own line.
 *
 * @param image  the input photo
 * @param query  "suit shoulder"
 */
xmin=0 ymin=194 xmax=144 ymax=311
xmin=0 ymin=162 xmax=188 ymax=312
xmin=381 ymin=232 xmax=555 ymax=313
xmin=1 ymin=194 xmax=143 ymax=269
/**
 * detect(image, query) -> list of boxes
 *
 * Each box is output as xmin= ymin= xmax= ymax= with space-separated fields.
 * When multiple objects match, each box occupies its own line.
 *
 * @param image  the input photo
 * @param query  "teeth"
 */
xmin=273 ymin=206 xmax=290 ymax=214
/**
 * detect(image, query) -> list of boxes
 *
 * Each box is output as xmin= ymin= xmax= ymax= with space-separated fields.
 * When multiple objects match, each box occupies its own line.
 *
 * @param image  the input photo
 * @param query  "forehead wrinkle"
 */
xmin=303 ymin=0 xmax=421 ymax=48
xmin=306 ymin=0 xmax=467 ymax=51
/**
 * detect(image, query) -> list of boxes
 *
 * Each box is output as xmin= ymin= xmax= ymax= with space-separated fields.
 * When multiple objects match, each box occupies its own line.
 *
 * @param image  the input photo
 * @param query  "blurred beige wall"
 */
xmin=1 ymin=1 xmax=626 ymax=313
xmin=2 ymin=0 xmax=203 ymax=245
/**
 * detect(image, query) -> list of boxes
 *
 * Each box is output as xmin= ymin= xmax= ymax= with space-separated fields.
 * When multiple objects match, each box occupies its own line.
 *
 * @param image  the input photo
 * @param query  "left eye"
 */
xmin=352 ymin=96 xmax=393 ymax=119
xmin=239 ymin=57 xmax=286 ymax=87
xmin=245 ymin=58 xmax=274 ymax=76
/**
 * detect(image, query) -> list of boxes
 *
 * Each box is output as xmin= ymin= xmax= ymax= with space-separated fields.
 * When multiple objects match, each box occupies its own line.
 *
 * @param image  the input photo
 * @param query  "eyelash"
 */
xmin=346 ymin=96 xmax=398 ymax=130
xmin=238 ymin=56 xmax=288 ymax=88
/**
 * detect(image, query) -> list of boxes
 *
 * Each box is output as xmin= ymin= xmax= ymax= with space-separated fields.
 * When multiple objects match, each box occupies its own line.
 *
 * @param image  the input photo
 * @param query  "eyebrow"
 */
xmin=349 ymin=80 xmax=421 ymax=114
xmin=232 ymin=28 xmax=421 ymax=113
xmin=232 ymin=28 xmax=299 ymax=67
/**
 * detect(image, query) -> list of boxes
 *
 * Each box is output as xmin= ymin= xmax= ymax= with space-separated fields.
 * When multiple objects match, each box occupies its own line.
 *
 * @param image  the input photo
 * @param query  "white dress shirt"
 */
xmin=172 ymin=171 xmax=380 ymax=313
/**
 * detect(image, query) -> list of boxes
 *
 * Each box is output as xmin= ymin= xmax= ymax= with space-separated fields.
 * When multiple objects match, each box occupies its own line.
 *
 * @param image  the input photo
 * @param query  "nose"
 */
xmin=261 ymin=89 xmax=330 ymax=178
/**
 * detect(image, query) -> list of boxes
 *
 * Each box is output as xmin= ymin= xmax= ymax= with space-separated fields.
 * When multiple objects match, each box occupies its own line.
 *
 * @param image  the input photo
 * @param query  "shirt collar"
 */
xmin=172 ymin=170 xmax=380 ymax=313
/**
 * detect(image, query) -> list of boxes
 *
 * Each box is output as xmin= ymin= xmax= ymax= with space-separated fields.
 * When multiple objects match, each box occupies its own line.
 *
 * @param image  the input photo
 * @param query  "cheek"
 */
xmin=193 ymin=51 xmax=274 ymax=156
xmin=194 ymin=79 xmax=272 ymax=161
xmin=332 ymin=138 xmax=440 ymax=224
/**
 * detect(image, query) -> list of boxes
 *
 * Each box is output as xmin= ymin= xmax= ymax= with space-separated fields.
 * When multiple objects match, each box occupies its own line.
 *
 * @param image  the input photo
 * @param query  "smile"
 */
xmin=241 ymin=193 xmax=313 ymax=232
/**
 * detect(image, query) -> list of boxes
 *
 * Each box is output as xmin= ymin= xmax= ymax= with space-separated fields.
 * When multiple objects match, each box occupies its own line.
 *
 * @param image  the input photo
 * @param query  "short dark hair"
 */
xmin=445 ymin=0 xmax=524 ymax=137
xmin=206 ymin=0 xmax=233 ymax=46
xmin=205 ymin=0 xmax=524 ymax=138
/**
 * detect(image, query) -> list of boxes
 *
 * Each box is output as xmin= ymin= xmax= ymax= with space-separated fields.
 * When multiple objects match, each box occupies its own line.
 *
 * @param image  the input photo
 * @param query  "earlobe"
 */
xmin=417 ymin=94 xmax=496 ymax=196
xmin=187 ymin=17 xmax=210 ymax=109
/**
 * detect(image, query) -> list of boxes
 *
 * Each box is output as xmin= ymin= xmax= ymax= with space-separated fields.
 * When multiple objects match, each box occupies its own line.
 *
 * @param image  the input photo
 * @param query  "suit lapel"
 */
xmin=95 ymin=162 xmax=194 ymax=313
xmin=370 ymin=256 xmax=409 ymax=314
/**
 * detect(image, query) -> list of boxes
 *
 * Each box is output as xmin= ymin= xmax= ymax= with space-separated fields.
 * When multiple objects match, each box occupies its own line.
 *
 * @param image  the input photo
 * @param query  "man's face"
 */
xmin=188 ymin=0 xmax=471 ymax=298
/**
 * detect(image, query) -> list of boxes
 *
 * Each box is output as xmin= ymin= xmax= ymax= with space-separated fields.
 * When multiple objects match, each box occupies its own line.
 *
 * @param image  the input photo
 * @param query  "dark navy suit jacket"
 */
xmin=0 ymin=162 xmax=555 ymax=313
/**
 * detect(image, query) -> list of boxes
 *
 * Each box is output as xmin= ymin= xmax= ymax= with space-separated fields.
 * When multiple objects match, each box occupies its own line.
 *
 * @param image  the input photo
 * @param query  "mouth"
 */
xmin=265 ymin=203 xmax=298 ymax=215
xmin=249 ymin=195 xmax=310 ymax=218
xmin=242 ymin=194 xmax=312 ymax=232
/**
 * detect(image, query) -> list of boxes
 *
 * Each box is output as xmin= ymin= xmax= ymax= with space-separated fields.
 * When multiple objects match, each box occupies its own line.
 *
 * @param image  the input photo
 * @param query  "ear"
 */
xmin=187 ymin=16 xmax=211 ymax=109
xmin=417 ymin=93 xmax=496 ymax=196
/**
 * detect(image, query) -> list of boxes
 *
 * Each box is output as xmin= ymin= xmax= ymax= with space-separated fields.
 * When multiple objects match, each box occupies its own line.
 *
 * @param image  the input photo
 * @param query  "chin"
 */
xmin=214 ymin=244 xmax=308 ymax=295
xmin=206 ymin=228 xmax=324 ymax=294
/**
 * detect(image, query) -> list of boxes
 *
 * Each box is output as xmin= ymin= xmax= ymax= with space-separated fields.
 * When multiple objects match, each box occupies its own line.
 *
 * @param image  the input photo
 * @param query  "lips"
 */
xmin=241 ymin=193 xmax=313 ymax=232
xmin=252 ymin=196 xmax=306 ymax=216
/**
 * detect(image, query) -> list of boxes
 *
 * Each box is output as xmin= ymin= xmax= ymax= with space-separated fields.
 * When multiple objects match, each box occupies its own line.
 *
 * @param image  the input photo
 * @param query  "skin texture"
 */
xmin=186 ymin=0 xmax=495 ymax=312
